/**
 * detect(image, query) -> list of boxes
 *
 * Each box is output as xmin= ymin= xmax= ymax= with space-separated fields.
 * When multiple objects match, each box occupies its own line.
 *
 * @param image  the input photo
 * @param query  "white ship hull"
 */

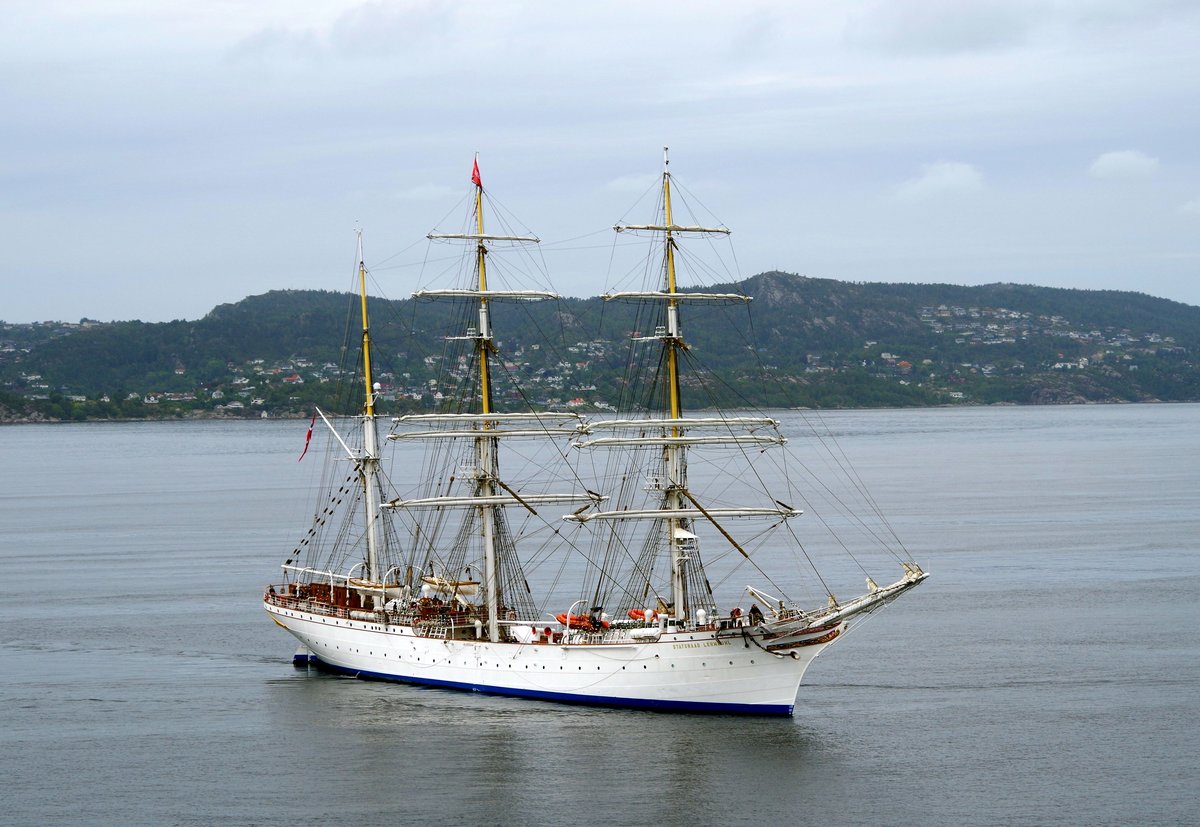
xmin=266 ymin=600 xmax=833 ymax=715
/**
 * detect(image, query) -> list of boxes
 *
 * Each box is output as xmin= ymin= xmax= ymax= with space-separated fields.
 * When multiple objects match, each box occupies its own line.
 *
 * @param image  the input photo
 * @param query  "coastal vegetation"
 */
xmin=3 ymin=272 xmax=1198 ymax=422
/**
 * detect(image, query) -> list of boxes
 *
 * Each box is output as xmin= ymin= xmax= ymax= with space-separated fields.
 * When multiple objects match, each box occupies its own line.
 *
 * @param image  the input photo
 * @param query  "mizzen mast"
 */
xmin=356 ymin=231 xmax=383 ymax=593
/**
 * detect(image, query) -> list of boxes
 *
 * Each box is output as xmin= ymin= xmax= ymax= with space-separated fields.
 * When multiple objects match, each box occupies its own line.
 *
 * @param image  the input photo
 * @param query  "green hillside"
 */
xmin=2 ymin=273 xmax=1198 ymax=420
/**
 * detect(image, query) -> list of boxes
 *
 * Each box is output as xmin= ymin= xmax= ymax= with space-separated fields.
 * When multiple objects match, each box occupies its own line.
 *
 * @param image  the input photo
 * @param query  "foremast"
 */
xmin=573 ymin=148 xmax=798 ymax=624
xmin=574 ymin=148 xmax=928 ymax=631
xmin=660 ymin=152 xmax=691 ymax=622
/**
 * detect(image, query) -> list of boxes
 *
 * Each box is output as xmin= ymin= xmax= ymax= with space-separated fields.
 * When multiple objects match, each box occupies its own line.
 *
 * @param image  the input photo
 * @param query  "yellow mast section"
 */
xmin=662 ymin=169 xmax=682 ymax=426
xmin=475 ymin=179 xmax=493 ymax=416
xmin=358 ymin=242 xmax=375 ymax=417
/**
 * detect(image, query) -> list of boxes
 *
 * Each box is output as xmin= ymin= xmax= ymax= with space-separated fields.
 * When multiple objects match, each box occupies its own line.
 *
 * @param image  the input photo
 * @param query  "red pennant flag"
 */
xmin=471 ymin=158 xmax=482 ymax=188
xmin=298 ymin=410 xmax=316 ymax=462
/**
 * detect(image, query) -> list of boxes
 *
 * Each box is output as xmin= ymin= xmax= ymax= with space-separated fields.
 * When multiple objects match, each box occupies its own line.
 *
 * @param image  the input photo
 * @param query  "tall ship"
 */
xmin=263 ymin=152 xmax=928 ymax=715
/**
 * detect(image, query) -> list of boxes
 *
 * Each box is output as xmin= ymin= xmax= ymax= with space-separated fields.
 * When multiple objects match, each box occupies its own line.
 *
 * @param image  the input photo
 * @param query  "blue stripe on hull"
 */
xmin=300 ymin=656 xmax=795 ymax=716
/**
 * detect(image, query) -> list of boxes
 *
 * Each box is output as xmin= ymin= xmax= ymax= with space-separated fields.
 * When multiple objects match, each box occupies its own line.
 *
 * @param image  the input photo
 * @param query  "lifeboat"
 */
xmin=556 ymin=613 xmax=594 ymax=629
xmin=421 ymin=575 xmax=480 ymax=597
xmin=555 ymin=613 xmax=610 ymax=630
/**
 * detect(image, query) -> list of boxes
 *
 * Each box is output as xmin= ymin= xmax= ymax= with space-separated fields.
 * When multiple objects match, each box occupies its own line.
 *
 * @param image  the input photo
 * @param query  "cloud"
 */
xmin=894 ymin=161 xmax=983 ymax=202
xmin=6 ymin=2 xmax=1200 ymax=321
xmin=1181 ymin=198 xmax=1200 ymax=216
xmin=605 ymin=174 xmax=658 ymax=194
xmin=1088 ymin=150 xmax=1159 ymax=179
xmin=392 ymin=184 xmax=454 ymax=201
xmin=226 ymin=26 xmax=321 ymax=62
xmin=226 ymin=2 xmax=454 ymax=62
xmin=846 ymin=0 xmax=1037 ymax=55
xmin=327 ymin=2 xmax=454 ymax=58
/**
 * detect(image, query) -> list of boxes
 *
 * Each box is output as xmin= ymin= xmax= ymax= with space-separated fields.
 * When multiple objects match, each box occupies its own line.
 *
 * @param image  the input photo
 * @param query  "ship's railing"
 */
xmin=267 ymin=587 xmax=750 ymax=643
xmin=264 ymin=588 xmax=353 ymax=620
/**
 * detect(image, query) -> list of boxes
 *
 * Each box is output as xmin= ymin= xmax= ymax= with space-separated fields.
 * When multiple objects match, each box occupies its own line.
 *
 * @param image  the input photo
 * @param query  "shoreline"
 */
xmin=2 ymin=397 xmax=1187 ymax=426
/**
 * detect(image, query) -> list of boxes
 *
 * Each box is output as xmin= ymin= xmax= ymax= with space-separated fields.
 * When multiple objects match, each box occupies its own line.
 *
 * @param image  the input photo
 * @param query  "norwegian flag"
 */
xmin=298 ymin=410 xmax=316 ymax=462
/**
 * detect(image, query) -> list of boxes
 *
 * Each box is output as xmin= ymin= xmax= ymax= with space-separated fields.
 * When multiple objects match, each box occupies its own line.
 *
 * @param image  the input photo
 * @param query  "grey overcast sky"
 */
xmin=2 ymin=0 xmax=1199 ymax=323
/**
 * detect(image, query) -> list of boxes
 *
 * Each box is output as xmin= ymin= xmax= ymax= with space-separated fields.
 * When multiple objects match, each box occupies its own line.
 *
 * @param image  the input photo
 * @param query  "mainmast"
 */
xmin=472 ymin=158 xmax=501 ymax=644
xmin=356 ymin=231 xmax=383 ymax=594
xmin=473 ymin=158 xmax=495 ymax=417
xmin=420 ymin=157 xmax=547 ymax=644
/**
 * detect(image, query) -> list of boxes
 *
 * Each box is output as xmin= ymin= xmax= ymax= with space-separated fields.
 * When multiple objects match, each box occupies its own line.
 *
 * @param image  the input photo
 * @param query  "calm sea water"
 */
xmin=2 ymin=405 xmax=1197 ymax=826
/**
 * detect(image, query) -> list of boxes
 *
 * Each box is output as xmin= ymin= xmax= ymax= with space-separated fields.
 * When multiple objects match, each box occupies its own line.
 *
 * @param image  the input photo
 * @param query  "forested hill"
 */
xmin=3 ymin=272 xmax=1199 ymax=421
